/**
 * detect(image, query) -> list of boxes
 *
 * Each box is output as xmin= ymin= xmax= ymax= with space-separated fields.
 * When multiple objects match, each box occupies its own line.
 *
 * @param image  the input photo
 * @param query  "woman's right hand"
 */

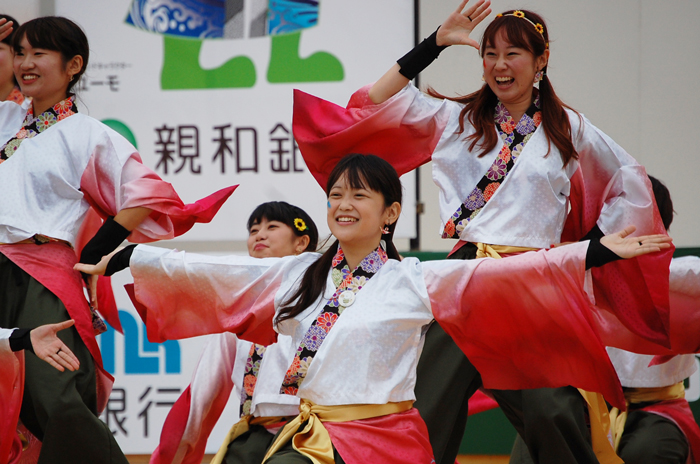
xmin=436 ymin=0 xmax=492 ymax=48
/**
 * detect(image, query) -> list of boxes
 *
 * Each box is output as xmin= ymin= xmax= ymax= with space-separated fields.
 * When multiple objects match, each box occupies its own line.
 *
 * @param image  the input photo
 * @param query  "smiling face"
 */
xmin=483 ymin=30 xmax=548 ymax=117
xmin=247 ymin=218 xmax=308 ymax=258
xmin=327 ymin=174 xmax=399 ymax=253
xmin=13 ymin=35 xmax=81 ymax=114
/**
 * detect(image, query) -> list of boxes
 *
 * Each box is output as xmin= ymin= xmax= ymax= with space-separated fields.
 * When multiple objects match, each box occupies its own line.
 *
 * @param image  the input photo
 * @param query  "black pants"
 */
xmin=413 ymin=243 xmax=597 ymax=464
xmin=0 ymin=254 xmax=128 ymax=464
xmin=511 ymin=409 xmax=689 ymax=464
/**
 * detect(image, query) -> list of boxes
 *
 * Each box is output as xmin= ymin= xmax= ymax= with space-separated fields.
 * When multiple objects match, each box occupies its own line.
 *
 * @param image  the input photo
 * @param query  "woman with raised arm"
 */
xmin=78 ymin=153 xmax=671 ymax=464
xmin=291 ymin=2 xmax=673 ymax=462
xmin=152 ymin=201 xmax=319 ymax=464
xmin=0 ymin=16 xmax=234 ymax=464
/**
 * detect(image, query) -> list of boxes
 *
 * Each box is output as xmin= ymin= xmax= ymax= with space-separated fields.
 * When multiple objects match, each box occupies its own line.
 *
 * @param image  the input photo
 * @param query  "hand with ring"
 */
xmin=30 ymin=320 xmax=81 ymax=372
xmin=436 ymin=0 xmax=492 ymax=48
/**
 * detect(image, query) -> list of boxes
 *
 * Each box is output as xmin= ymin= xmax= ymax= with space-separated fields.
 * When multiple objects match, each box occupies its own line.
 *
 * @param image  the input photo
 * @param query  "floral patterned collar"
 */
xmin=5 ymin=86 xmax=25 ymax=105
xmin=493 ymin=94 xmax=541 ymax=135
xmin=279 ymin=244 xmax=389 ymax=396
xmin=0 ymin=96 xmax=78 ymax=161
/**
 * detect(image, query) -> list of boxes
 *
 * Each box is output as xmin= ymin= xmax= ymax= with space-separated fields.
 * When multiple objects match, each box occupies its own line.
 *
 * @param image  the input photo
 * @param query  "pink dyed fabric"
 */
xmin=81 ymin=151 xmax=237 ymax=242
xmin=151 ymin=334 xmax=238 ymax=464
xmin=425 ymin=242 xmax=626 ymax=409
xmin=0 ymin=243 xmax=114 ymax=411
xmin=562 ymin=162 xmax=673 ymax=347
xmin=0 ymin=349 xmax=23 ymax=464
xmin=293 ymin=86 xmax=446 ymax=188
xmin=325 ymin=408 xmax=435 ymax=464
xmin=293 ymin=84 xmax=672 ymax=348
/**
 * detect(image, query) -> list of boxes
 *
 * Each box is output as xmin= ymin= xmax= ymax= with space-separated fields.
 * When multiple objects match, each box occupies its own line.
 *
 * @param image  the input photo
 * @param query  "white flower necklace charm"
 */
xmin=338 ymin=289 xmax=356 ymax=307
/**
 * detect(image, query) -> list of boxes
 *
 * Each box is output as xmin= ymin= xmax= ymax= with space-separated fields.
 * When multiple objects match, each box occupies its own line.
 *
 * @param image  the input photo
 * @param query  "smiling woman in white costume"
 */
xmin=77 ymin=152 xmax=670 ymax=464
xmin=290 ymin=1 xmax=674 ymax=462
xmin=0 ymin=16 xmax=234 ymax=464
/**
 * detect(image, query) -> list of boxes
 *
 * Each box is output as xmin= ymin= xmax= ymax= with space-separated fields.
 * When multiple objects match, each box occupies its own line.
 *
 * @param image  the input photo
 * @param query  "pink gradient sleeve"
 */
xmin=293 ymin=84 xmax=450 ymax=188
xmin=80 ymin=130 xmax=236 ymax=243
xmin=562 ymin=119 xmax=673 ymax=347
xmin=423 ymin=242 xmax=626 ymax=409
xmin=0 ymin=346 xmax=23 ymax=464
xmin=128 ymin=247 xmax=314 ymax=346
xmin=151 ymin=333 xmax=238 ymax=464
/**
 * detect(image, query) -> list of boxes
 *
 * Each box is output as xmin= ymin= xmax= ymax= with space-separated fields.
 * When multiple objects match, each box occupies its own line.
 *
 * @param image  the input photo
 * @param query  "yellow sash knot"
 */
xmin=211 ymin=415 xmax=291 ymax=464
xmin=474 ymin=243 xmax=538 ymax=259
xmin=609 ymin=382 xmax=685 ymax=452
xmin=262 ymin=399 xmax=413 ymax=464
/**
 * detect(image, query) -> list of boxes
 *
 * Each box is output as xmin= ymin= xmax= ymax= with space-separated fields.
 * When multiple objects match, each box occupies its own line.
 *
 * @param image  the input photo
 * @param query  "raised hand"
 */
xmin=30 ymin=320 xmax=81 ymax=372
xmin=600 ymin=226 xmax=673 ymax=259
xmin=436 ymin=0 xmax=492 ymax=48
xmin=0 ymin=18 xmax=13 ymax=42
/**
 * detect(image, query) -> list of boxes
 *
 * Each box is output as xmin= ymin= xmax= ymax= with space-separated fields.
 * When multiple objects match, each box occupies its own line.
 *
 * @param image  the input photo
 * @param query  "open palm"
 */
xmin=600 ymin=226 xmax=672 ymax=259
xmin=436 ymin=0 xmax=492 ymax=48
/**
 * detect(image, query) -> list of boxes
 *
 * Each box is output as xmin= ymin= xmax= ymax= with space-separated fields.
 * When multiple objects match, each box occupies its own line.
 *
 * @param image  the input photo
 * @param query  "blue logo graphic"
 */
xmin=100 ymin=310 xmax=181 ymax=375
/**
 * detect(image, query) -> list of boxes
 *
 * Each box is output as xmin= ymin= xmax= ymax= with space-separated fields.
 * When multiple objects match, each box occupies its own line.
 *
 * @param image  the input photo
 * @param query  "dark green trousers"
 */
xmin=413 ymin=243 xmax=597 ymax=464
xmin=511 ymin=409 xmax=689 ymax=464
xmin=0 ymin=254 xmax=128 ymax=464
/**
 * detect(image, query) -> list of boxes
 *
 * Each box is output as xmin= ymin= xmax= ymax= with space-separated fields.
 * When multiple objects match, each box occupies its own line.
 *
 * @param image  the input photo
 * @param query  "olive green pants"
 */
xmin=0 ymin=254 xmax=128 ymax=464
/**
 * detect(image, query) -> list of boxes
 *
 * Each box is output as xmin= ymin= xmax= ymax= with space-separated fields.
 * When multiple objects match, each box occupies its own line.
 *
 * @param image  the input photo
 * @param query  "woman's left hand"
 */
xmin=74 ymin=248 xmax=121 ymax=309
xmin=600 ymin=226 xmax=673 ymax=259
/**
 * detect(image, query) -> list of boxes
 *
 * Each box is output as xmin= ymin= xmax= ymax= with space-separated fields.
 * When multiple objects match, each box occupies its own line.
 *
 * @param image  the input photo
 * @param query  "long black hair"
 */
xmin=276 ymin=154 xmax=403 ymax=324
xmin=12 ymin=17 xmax=89 ymax=96
xmin=648 ymin=176 xmax=674 ymax=231
xmin=247 ymin=201 xmax=319 ymax=252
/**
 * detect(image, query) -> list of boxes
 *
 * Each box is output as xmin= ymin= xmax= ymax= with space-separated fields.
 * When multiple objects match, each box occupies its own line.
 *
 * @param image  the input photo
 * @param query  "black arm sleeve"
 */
xmin=581 ymin=224 xmax=605 ymax=242
xmin=105 ymin=244 xmax=137 ymax=276
xmin=397 ymin=28 xmax=448 ymax=80
xmin=585 ymin=237 xmax=623 ymax=270
xmin=9 ymin=328 xmax=34 ymax=353
xmin=79 ymin=216 xmax=131 ymax=265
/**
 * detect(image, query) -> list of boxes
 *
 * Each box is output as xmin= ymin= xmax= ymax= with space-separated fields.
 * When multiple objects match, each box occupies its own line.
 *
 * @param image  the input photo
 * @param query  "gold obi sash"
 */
xmin=608 ymin=382 xmax=685 ymax=451
xmin=474 ymin=243 xmax=538 ymax=259
xmin=262 ymin=399 xmax=413 ymax=464
xmin=211 ymin=415 xmax=291 ymax=464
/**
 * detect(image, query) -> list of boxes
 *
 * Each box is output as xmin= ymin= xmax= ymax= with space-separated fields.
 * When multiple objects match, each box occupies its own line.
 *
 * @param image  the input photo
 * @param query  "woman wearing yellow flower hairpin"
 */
xmin=291 ymin=1 xmax=673 ymax=463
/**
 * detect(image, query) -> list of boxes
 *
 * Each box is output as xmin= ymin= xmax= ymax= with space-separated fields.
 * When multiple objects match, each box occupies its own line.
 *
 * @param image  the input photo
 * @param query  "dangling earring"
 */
xmin=481 ymin=74 xmax=485 ymax=82
xmin=534 ymin=70 xmax=544 ymax=83
xmin=381 ymin=224 xmax=390 ymax=235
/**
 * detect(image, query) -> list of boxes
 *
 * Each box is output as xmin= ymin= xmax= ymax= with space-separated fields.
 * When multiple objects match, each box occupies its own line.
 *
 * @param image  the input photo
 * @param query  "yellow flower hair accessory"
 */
xmin=498 ymin=10 xmax=548 ymax=48
xmin=294 ymin=218 xmax=308 ymax=232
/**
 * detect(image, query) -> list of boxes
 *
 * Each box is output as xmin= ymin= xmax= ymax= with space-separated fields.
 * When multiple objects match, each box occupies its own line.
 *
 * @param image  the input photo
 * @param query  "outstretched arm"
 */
xmin=369 ymin=0 xmax=491 ymax=104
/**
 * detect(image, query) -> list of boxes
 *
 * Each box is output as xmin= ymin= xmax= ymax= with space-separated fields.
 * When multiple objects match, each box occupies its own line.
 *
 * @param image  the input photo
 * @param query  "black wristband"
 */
xmin=397 ymin=28 xmax=448 ymax=80
xmin=9 ymin=328 xmax=34 ymax=353
xmin=105 ymin=244 xmax=136 ymax=276
xmin=585 ymin=237 xmax=623 ymax=270
xmin=581 ymin=224 xmax=605 ymax=242
xmin=80 ymin=216 xmax=131 ymax=265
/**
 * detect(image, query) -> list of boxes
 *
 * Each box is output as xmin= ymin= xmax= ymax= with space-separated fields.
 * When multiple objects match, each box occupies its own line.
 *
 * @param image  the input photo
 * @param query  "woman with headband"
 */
xmin=291 ymin=1 xmax=672 ymax=463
